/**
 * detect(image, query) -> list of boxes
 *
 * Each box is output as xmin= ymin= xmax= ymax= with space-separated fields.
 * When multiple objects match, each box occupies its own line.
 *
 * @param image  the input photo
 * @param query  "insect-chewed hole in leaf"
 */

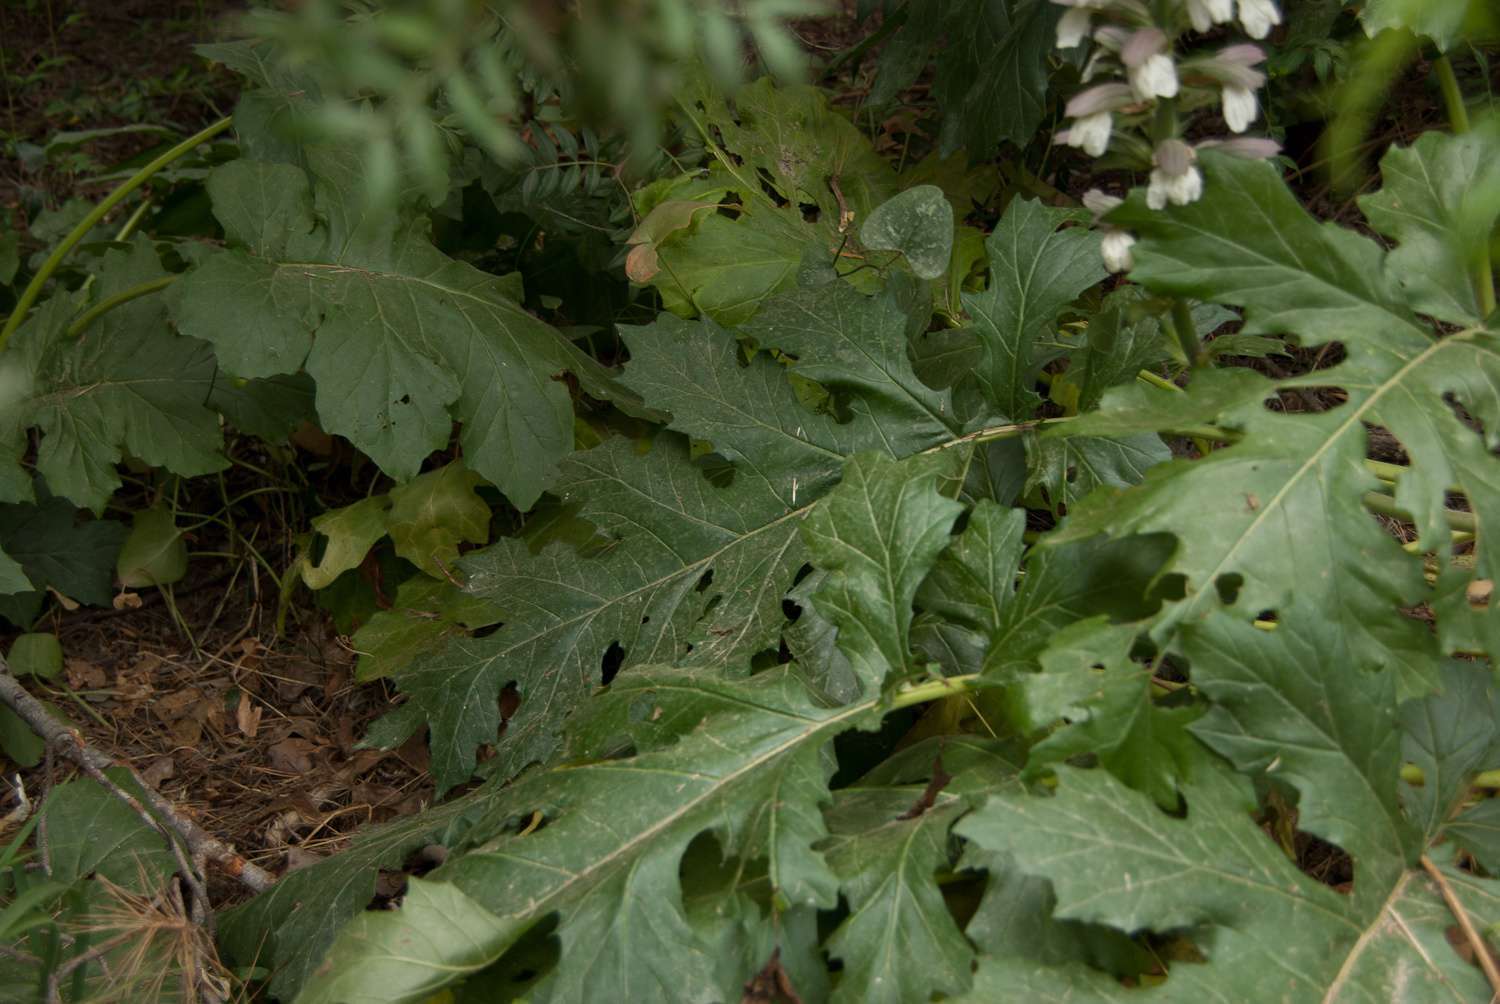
xmin=799 ymin=202 xmax=820 ymax=223
xmin=756 ymin=167 xmax=790 ymax=207
xmin=399 ymin=843 xmax=448 ymax=878
xmin=471 ymin=621 xmax=502 ymax=639
xmin=1213 ymin=573 xmax=1243 ymax=606
xmin=600 ymin=641 xmax=626 ymax=685
xmin=947 ymin=508 xmax=971 ymax=536
xmin=1442 ymin=391 xmax=1488 ymax=441
xmin=781 ymin=597 xmax=802 ymax=624
xmin=716 ymin=192 xmax=744 ymax=218
xmin=1293 ymin=830 xmax=1355 ymax=894
xmin=507 ymin=809 xmax=550 ymax=837
xmin=679 ymin=830 xmax=737 ymax=891
xmin=499 ymin=682 xmax=521 ymax=722
xmin=397 ymin=394 xmax=411 ymax=406
xmin=1263 ymin=386 xmax=1347 ymax=414
xmin=696 ymin=451 xmax=736 ymax=488
xmin=369 ymin=870 xmax=409 ymax=908
xmin=462 ymin=914 xmax=559 ymax=995
xmin=695 ymin=568 xmax=715 ymax=593
xmin=790 ymin=562 xmax=814 ymax=588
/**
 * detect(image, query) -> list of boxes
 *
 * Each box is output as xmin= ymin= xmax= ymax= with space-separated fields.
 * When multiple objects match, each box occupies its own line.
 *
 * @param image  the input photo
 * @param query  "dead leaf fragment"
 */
xmin=268 ymin=737 xmax=317 ymax=775
xmin=141 ymin=757 xmax=175 ymax=787
xmin=236 ymin=692 xmax=263 ymax=739
xmin=65 ymin=659 xmax=107 ymax=691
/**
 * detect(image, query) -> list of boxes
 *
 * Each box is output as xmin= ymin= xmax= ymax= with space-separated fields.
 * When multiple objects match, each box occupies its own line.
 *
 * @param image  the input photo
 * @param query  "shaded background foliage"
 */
xmin=1 ymin=1 xmax=1499 ymax=1002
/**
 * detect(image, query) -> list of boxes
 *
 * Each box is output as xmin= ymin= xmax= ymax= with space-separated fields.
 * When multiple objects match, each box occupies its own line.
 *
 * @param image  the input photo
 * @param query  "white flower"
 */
xmin=1185 ymin=0 xmax=1235 ymax=32
xmin=1130 ymin=53 xmax=1180 ymax=100
xmin=1061 ymin=112 xmax=1113 ymax=156
xmin=1238 ymin=0 xmax=1282 ymax=39
xmin=1057 ymin=6 xmax=1092 ymax=47
xmin=1082 ymin=188 xmax=1124 ymax=218
xmin=1101 ymin=229 xmax=1137 ymax=272
xmin=1222 ymin=86 xmax=1258 ymax=131
xmin=1147 ymin=165 xmax=1204 ymax=209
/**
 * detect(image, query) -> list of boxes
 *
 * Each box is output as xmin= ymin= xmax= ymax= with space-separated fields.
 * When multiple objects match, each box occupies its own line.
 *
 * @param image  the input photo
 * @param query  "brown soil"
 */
xmin=1 ymin=0 xmax=244 ymax=223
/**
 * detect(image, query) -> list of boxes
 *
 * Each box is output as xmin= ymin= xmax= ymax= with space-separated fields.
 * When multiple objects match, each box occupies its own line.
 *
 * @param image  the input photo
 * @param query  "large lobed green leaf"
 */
xmin=1052 ymin=146 xmax=1500 ymax=675
xmin=375 ymin=279 xmax=977 ymax=792
xmin=0 ymin=239 xmax=228 ymax=512
xmin=168 ymin=147 xmax=642 ymax=509
xmin=958 ymin=608 xmax=1500 ymax=1001
xmin=253 ymin=668 xmax=883 ymax=1003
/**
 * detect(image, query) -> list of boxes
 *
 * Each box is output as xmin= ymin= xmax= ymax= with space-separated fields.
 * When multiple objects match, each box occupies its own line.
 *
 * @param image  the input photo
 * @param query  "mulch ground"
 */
xmin=0 ymin=0 xmax=437 ymax=905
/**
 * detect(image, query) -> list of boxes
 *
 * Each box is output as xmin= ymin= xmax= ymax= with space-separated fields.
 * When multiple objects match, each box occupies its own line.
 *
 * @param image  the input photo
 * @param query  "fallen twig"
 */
xmin=0 ymin=660 xmax=275 ymax=894
xmin=1421 ymin=854 xmax=1500 ymax=997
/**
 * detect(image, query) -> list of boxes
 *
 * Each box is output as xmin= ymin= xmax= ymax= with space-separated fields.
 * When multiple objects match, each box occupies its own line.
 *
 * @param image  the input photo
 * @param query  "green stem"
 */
xmin=64 ymin=274 xmax=176 ymax=339
xmin=1170 ymin=299 xmax=1202 ymax=368
xmin=1136 ymin=368 xmax=1181 ymax=393
xmin=1432 ymin=56 xmax=1493 ymax=314
xmin=1434 ymin=55 xmax=1470 ymax=134
xmin=890 ymin=674 xmax=982 ymax=711
xmin=112 ymin=197 xmax=153 ymax=243
xmin=1402 ymin=764 xmax=1500 ymax=789
xmin=0 ymin=116 xmax=231 ymax=352
xmin=1363 ymin=490 xmax=1476 ymax=533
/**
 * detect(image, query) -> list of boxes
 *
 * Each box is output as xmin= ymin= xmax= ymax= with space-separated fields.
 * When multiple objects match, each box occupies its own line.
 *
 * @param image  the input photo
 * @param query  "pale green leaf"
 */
xmin=116 ymin=506 xmax=188 ymax=588
xmin=386 ymin=462 xmax=491 ymax=579
xmin=7 ymin=633 xmax=62 ymax=679
xmin=1359 ymin=0 xmax=1478 ymax=49
xmin=303 ymin=497 xmax=391 ymax=591
xmin=351 ymin=576 xmax=502 ymax=682
xmin=645 ymin=77 xmax=897 ymax=324
xmin=859 ymin=185 xmax=954 ymax=279
xmin=42 ymin=769 xmax=176 ymax=888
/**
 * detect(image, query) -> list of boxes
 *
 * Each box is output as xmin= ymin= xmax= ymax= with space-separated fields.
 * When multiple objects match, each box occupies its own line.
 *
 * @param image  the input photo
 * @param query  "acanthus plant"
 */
xmin=0 ymin=0 xmax=1497 ymax=1001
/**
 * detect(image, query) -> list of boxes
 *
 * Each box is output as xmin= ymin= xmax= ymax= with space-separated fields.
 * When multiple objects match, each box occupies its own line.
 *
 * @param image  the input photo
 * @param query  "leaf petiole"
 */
xmin=63 ymin=274 xmax=176 ymax=339
xmin=0 ymin=116 xmax=231 ymax=352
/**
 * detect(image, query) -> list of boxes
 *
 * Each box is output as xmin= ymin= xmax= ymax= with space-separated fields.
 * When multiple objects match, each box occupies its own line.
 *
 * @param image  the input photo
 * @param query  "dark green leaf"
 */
xmin=802 ymin=451 xmax=966 ymax=693
xmin=962 ymin=199 xmax=1103 ymax=420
